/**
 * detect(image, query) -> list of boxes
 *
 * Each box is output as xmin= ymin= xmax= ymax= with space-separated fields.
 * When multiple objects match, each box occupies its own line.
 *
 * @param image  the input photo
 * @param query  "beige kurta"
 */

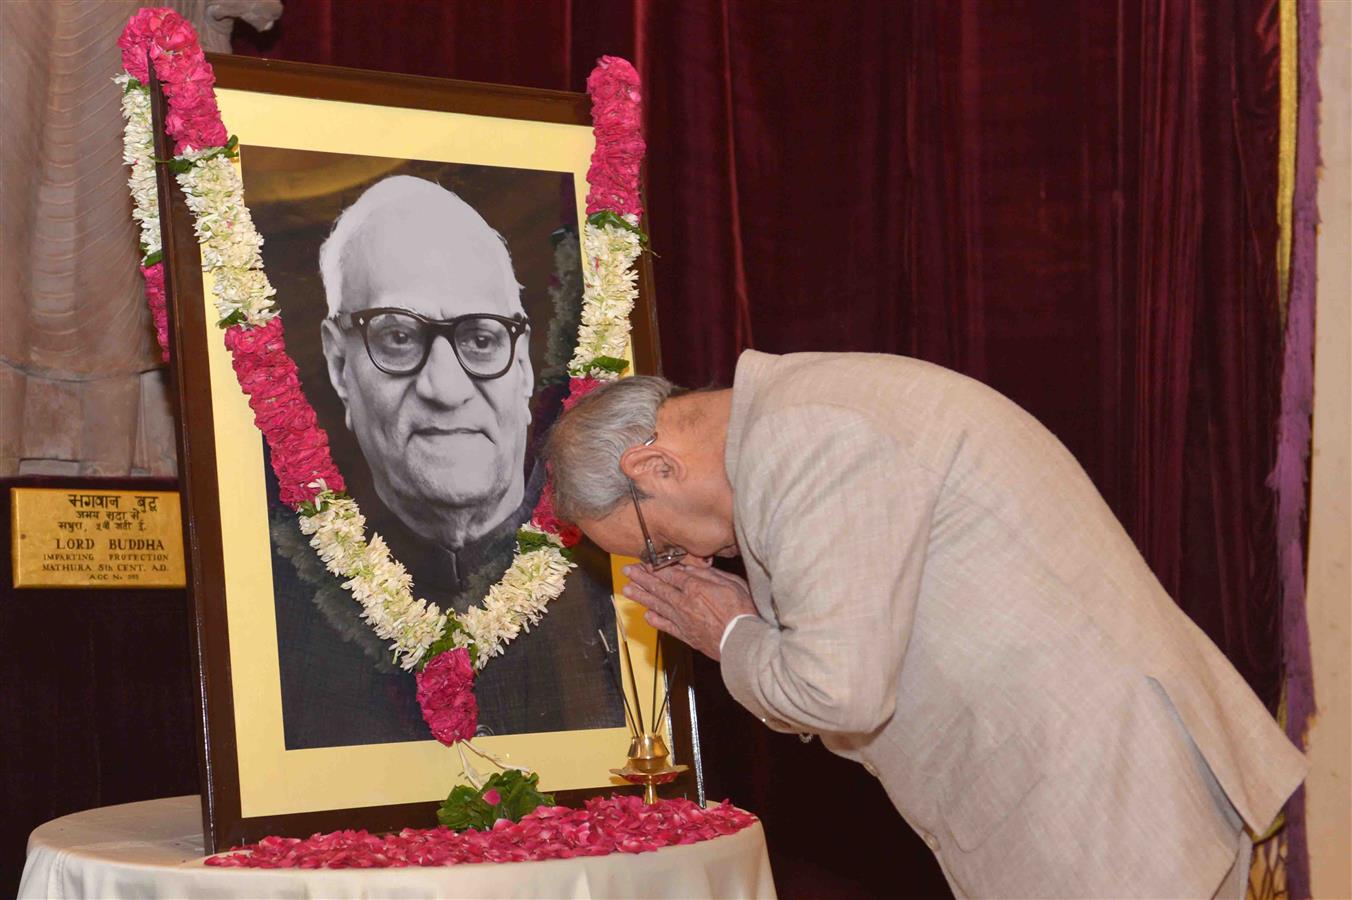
xmin=719 ymin=350 xmax=1306 ymax=899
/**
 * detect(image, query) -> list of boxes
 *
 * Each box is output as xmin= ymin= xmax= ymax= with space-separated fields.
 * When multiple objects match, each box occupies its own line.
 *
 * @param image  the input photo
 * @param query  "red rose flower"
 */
xmin=140 ymin=263 xmax=169 ymax=361
xmin=224 ymin=319 xmax=345 ymax=505
xmin=531 ymin=481 xmax=582 ymax=548
xmin=585 ymin=56 xmax=646 ymax=218
xmin=415 ymin=648 xmax=478 ymax=746
xmin=563 ymin=376 xmax=602 ymax=412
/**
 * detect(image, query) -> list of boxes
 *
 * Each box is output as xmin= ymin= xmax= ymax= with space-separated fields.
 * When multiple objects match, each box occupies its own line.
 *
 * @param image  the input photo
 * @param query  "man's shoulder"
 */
xmin=739 ymin=350 xmax=1003 ymax=430
xmin=742 ymin=349 xmax=951 ymax=394
xmin=732 ymin=350 xmax=1005 ymax=472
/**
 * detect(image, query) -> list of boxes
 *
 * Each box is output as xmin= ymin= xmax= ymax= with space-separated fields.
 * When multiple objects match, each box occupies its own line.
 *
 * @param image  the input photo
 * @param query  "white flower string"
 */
xmin=297 ymin=487 xmax=448 ymax=669
xmin=462 ymin=527 xmax=573 ymax=664
xmin=175 ymin=153 xmax=276 ymax=325
xmin=571 ymin=215 xmax=643 ymax=379
xmin=117 ymin=73 xmax=161 ymax=265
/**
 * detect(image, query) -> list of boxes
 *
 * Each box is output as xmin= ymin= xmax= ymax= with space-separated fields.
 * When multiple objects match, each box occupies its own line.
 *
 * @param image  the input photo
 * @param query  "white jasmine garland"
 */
xmin=117 ymin=76 xmax=160 ymax=263
xmin=116 ymin=74 xmax=277 ymax=326
xmin=270 ymin=511 xmax=399 ymax=671
xmin=461 ymin=545 xmax=574 ymax=665
xmin=176 ymin=154 xmax=277 ymax=325
xmin=569 ymin=216 xmax=642 ymax=378
xmin=518 ymin=521 xmax=565 ymax=547
xmin=298 ymin=489 xmax=577 ymax=672
xmin=299 ymin=489 xmax=448 ymax=669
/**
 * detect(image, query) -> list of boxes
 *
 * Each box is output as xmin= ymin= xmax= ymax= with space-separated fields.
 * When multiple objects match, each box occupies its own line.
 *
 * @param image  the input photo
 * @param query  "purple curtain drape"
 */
xmin=1274 ymin=4 xmax=1322 ymax=898
xmin=235 ymin=2 xmax=1295 ymax=895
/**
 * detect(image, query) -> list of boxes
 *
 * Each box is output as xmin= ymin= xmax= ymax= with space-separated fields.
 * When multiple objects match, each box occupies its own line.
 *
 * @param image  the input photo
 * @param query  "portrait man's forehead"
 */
xmin=320 ymin=175 xmax=524 ymax=321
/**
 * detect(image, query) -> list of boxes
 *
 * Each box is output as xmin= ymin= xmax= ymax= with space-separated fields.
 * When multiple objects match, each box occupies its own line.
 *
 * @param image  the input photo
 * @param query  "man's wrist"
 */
xmin=719 ymin=614 xmax=756 ymax=654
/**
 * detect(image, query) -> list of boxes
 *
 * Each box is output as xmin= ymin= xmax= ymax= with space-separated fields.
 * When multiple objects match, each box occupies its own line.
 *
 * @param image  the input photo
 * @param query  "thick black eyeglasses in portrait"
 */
xmin=628 ymin=434 xmax=688 ymax=570
xmin=331 ymin=307 xmax=531 ymax=379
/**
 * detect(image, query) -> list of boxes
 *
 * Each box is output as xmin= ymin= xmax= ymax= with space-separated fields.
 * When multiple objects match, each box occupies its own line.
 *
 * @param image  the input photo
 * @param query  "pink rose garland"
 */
xmin=120 ymin=9 xmax=344 ymax=511
xmin=118 ymin=8 xmax=228 ymax=154
xmin=585 ymin=56 xmax=646 ymax=217
xmin=563 ymin=376 xmax=604 ymax=411
xmin=414 ymin=648 xmax=479 ymax=745
xmin=120 ymin=7 xmax=228 ymax=363
xmin=206 ymin=795 xmax=757 ymax=868
xmin=514 ymin=57 xmax=646 ymax=560
xmin=140 ymin=263 xmax=169 ymax=363
xmin=531 ymin=481 xmax=583 ymax=548
xmin=223 ymin=318 xmax=345 ymax=506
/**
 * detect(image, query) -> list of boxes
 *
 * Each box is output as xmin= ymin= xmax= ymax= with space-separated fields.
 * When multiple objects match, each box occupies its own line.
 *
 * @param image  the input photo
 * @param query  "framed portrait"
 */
xmin=150 ymin=55 xmax=698 ymax=852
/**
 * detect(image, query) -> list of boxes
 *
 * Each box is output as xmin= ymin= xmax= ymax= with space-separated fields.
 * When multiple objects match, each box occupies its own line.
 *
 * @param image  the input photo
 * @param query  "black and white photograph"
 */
xmin=239 ymin=148 xmax=626 ymax=748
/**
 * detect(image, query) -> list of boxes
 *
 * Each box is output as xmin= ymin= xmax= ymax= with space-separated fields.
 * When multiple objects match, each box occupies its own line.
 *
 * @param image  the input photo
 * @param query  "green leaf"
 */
xmin=437 ymin=771 xmax=555 ymax=832
xmin=493 ymin=770 xmax=555 ymax=821
xmin=587 ymin=210 xmax=643 ymax=236
xmin=418 ymin=626 xmax=469 ymax=672
xmin=515 ymin=529 xmax=558 ymax=555
xmin=587 ymin=210 xmax=651 ymax=250
xmin=589 ymin=355 xmax=630 ymax=375
xmin=216 ymin=310 xmax=247 ymax=328
xmin=436 ymin=784 xmax=495 ymax=831
xmin=142 ymin=249 xmax=163 ymax=267
xmin=418 ymin=614 xmax=479 ymax=671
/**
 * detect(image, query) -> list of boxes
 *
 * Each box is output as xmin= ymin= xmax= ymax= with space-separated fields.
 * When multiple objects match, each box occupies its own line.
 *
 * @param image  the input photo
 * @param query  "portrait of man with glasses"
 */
xmin=319 ymin=176 xmax=537 ymax=576
xmin=240 ymin=159 xmax=625 ymax=749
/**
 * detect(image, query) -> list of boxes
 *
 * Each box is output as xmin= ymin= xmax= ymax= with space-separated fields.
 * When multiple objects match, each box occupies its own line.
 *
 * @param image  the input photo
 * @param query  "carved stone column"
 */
xmin=0 ymin=0 xmax=281 ymax=477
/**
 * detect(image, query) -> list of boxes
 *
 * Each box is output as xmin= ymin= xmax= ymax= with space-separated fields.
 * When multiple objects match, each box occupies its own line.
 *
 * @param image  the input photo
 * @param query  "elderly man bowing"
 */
xmin=544 ymin=350 xmax=1306 ymax=899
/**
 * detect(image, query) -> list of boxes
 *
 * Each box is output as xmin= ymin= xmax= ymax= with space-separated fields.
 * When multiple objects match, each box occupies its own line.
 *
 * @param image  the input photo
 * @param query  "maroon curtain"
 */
xmin=234 ymin=2 xmax=1289 ymax=895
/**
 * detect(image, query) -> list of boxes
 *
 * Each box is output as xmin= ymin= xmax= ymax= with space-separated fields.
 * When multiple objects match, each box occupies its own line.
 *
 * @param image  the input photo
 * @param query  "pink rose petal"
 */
xmin=206 ymin=796 xmax=757 ymax=869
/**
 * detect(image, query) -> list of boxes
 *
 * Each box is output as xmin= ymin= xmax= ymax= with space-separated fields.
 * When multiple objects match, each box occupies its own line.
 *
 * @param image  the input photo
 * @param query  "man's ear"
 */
xmin=619 ymin=443 xmax=684 ymax=489
xmin=320 ymin=318 xmax=353 ymax=431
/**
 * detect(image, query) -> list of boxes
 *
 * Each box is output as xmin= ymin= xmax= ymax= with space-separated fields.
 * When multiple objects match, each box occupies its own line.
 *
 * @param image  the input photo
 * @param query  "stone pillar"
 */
xmin=0 ymin=0 xmax=281 ymax=476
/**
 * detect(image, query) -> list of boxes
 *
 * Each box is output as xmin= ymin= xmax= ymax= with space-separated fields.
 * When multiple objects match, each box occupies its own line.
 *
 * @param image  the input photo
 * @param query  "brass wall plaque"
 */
xmin=11 ymin=488 xmax=187 ymax=588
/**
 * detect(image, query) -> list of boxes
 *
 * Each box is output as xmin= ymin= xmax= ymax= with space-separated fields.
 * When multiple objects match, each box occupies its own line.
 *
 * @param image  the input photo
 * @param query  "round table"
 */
xmin=19 ymin=796 xmax=777 ymax=899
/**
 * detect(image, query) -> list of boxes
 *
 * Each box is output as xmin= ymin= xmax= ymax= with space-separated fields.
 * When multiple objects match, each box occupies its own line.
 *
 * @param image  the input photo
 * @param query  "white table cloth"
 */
xmin=19 ymin=795 xmax=777 ymax=899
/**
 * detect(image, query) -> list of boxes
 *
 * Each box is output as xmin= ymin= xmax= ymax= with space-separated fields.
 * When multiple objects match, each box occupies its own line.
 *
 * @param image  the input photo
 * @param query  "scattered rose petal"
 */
xmin=206 ymin=796 xmax=757 ymax=869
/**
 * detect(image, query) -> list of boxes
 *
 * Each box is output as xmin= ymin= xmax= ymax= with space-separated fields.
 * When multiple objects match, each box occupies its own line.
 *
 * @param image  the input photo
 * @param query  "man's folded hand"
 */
xmin=621 ymin=562 xmax=757 ymax=661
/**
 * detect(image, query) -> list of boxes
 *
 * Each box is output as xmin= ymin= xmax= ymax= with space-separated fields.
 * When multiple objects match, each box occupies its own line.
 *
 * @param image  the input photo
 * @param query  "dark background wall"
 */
xmin=1 ymin=478 xmax=199 ymax=892
xmin=3 ymin=1 xmax=1287 ymax=896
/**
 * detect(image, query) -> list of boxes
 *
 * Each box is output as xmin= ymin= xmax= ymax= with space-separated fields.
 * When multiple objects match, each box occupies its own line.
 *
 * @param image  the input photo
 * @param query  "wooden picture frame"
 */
xmin=150 ymin=54 xmax=700 ymax=853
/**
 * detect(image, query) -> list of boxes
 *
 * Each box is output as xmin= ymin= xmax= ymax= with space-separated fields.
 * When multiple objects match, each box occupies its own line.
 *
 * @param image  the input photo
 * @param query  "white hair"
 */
xmin=544 ymin=376 xmax=676 ymax=521
xmin=319 ymin=175 xmax=521 ymax=318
